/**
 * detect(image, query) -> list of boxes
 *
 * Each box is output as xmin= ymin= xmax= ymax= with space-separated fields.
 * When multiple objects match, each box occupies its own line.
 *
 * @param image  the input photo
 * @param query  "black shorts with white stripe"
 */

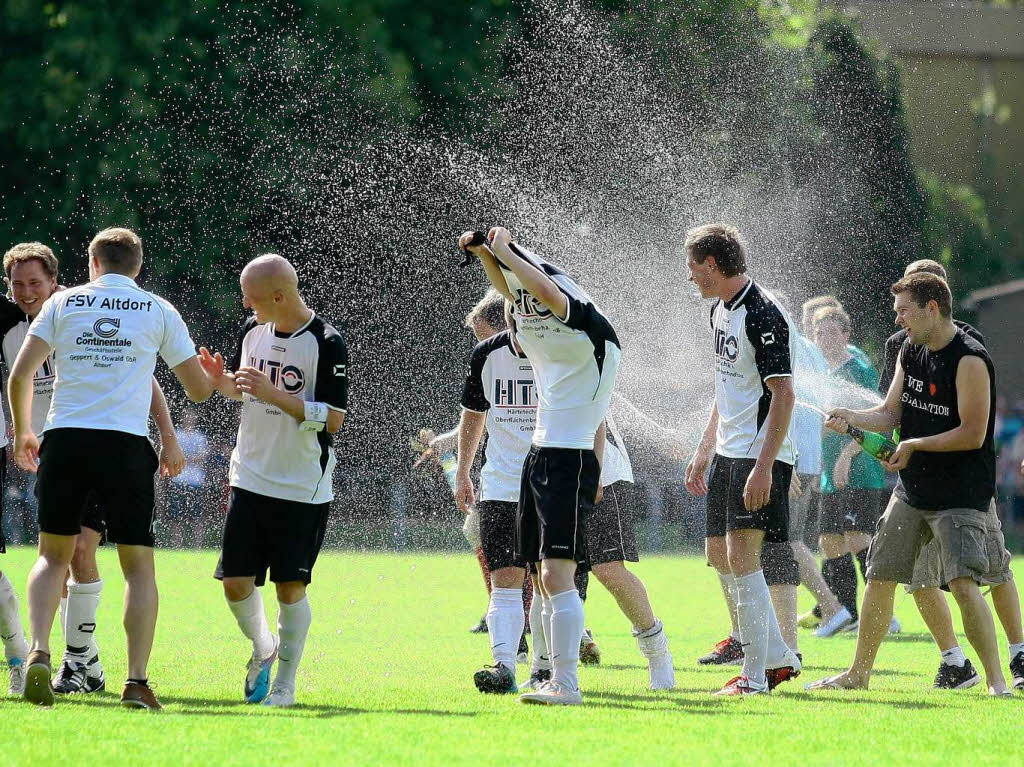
xmin=516 ymin=445 xmax=599 ymax=565
xmin=579 ymin=481 xmax=639 ymax=571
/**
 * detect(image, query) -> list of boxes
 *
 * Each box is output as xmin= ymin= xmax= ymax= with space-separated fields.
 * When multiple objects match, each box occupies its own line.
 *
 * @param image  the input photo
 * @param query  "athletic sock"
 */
xmin=574 ymin=568 xmax=589 ymax=602
xmin=529 ymin=593 xmax=551 ymax=673
xmin=486 ymin=588 xmax=525 ymax=671
xmin=718 ymin=571 xmax=739 ymax=638
xmin=274 ymin=597 xmax=312 ymax=691
xmin=59 ymin=596 xmax=68 ymax=640
xmin=735 ymin=570 xmax=772 ymax=689
xmin=941 ymin=646 xmax=967 ymax=667
xmin=1009 ymin=642 xmax=1024 ymax=659
xmin=549 ymin=589 xmax=584 ymax=691
xmin=226 ymin=589 xmax=275 ymax=659
xmin=855 ymin=548 xmax=869 ymax=583
xmin=634 ymin=619 xmax=669 ymax=658
xmin=764 ymin=596 xmax=791 ymax=665
xmin=475 ymin=548 xmax=492 ymax=596
xmin=64 ymin=579 xmax=102 ymax=667
xmin=823 ymin=554 xmax=859 ymax=621
xmin=0 ymin=572 xmax=29 ymax=661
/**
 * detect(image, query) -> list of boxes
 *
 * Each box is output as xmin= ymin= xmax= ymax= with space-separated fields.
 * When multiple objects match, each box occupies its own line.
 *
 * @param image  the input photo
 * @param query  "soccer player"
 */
xmin=807 ymin=272 xmax=1010 ymax=695
xmin=459 ymin=226 xmax=620 ymax=705
xmin=456 ymin=291 xmax=672 ymax=695
xmin=9 ymin=228 xmax=213 ymax=708
xmin=880 ymin=260 xmax=1022 ymax=690
xmin=683 ymin=223 xmax=801 ymax=695
xmin=199 ymin=253 xmax=347 ymax=708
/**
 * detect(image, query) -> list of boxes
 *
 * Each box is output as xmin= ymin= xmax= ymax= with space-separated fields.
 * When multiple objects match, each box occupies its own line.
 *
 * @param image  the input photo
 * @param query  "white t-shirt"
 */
xmin=461 ymin=330 xmax=632 ymax=502
xmin=497 ymin=243 xmax=621 ymax=450
xmin=28 ymin=273 xmax=196 ymax=437
xmin=228 ymin=314 xmax=348 ymax=505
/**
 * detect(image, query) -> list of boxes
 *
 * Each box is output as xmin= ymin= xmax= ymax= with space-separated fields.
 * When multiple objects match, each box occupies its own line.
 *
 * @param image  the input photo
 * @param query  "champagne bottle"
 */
xmin=847 ymin=426 xmax=897 ymax=463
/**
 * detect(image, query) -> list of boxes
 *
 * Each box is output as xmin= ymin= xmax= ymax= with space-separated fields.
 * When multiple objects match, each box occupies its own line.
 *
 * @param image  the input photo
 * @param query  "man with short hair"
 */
xmin=200 ymin=253 xmax=347 ymax=708
xmin=10 ymin=227 xmax=214 ymax=708
xmin=807 ymin=272 xmax=1010 ymax=695
xmin=801 ymin=295 xmax=871 ymax=368
xmin=683 ymin=223 xmax=801 ymax=695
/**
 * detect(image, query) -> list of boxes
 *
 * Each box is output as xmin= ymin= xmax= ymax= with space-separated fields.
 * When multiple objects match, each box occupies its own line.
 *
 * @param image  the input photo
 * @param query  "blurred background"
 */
xmin=1 ymin=0 xmax=1022 ymax=552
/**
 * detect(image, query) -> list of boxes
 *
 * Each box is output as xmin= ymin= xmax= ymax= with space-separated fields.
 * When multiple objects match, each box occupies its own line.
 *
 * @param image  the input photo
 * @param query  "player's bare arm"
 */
xmin=884 ymin=356 xmax=990 ymax=472
xmin=149 ymin=377 xmax=185 ymax=478
xmin=486 ymin=227 xmax=570 ymax=321
xmin=172 ymin=354 xmax=215 ymax=403
xmin=234 ymin=365 xmax=345 ymax=433
xmin=454 ymin=409 xmax=486 ymax=512
xmin=743 ymin=375 xmax=794 ymax=511
xmin=459 ymin=231 xmax=513 ymax=301
xmin=685 ymin=400 xmax=718 ymax=496
xmin=199 ymin=346 xmax=242 ymax=400
xmin=593 ymin=419 xmax=607 ymax=504
xmin=8 ymin=334 xmax=51 ymax=472
xmin=826 ymin=361 xmax=904 ymax=435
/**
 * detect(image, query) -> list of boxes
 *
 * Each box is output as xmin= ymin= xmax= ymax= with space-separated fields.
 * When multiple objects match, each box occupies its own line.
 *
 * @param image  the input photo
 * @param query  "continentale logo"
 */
xmin=93 ymin=318 xmax=121 ymax=338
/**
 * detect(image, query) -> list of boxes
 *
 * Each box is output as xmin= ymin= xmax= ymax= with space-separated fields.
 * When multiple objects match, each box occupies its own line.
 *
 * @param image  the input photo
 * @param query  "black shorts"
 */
xmin=706 ymin=455 xmax=792 ymax=544
xmin=516 ymin=446 xmax=599 ymax=564
xmin=80 ymin=492 xmax=107 ymax=543
xmin=819 ymin=488 xmax=886 ymax=535
xmin=214 ymin=486 xmax=330 ymax=587
xmin=478 ymin=500 xmax=520 ymax=572
xmin=581 ymin=481 xmax=639 ymax=570
xmin=36 ymin=428 xmax=158 ymax=546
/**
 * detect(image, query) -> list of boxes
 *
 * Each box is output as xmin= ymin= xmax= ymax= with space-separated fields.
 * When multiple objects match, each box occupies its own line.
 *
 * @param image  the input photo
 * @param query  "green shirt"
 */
xmin=821 ymin=356 xmax=887 ymax=493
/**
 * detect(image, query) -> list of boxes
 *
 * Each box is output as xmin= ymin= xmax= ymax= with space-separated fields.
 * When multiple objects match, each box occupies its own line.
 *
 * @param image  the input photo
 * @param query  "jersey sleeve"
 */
xmin=745 ymin=305 xmax=791 ymax=380
xmin=227 ymin=317 xmax=258 ymax=372
xmin=313 ymin=329 xmax=348 ymax=413
xmin=158 ymin=302 xmax=197 ymax=368
xmin=460 ymin=341 xmax=491 ymax=413
xmin=26 ymin=294 xmax=58 ymax=347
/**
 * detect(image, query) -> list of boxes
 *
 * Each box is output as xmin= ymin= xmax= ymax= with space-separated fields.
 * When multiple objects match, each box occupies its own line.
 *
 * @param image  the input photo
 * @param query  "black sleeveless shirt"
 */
xmin=895 ymin=328 xmax=996 ymax=513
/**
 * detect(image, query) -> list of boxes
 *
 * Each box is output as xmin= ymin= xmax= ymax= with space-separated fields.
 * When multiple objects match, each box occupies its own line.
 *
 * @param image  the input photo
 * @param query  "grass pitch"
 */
xmin=1 ymin=547 xmax=1021 ymax=766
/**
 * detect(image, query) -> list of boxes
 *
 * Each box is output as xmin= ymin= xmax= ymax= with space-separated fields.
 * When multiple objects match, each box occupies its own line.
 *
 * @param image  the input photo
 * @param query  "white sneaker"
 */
xmin=8 ymin=659 xmax=25 ymax=695
xmin=814 ymin=607 xmax=854 ymax=638
xmin=519 ymin=681 xmax=583 ymax=705
xmin=648 ymin=653 xmax=675 ymax=691
xmin=261 ymin=685 xmax=295 ymax=707
xmin=518 ymin=669 xmax=551 ymax=693
xmin=888 ymin=616 xmax=902 ymax=634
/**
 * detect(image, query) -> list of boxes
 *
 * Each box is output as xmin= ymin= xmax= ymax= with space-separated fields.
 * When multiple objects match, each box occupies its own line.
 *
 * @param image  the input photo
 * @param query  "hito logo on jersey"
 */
xmin=493 ymin=378 xmax=537 ymax=409
xmin=249 ymin=357 xmax=305 ymax=394
xmin=514 ymin=289 xmax=552 ymax=320
xmin=715 ymin=328 xmax=739 ymax=362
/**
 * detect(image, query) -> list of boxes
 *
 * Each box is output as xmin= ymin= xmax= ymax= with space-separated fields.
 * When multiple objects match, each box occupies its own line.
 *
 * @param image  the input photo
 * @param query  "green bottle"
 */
xmin=847 ymin=426 xmax=897 ymax=463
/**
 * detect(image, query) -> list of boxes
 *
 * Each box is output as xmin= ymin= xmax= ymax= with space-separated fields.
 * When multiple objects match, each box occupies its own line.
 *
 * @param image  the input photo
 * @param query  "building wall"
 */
xmin=974 ymin=292 xmax=1024 ymax=404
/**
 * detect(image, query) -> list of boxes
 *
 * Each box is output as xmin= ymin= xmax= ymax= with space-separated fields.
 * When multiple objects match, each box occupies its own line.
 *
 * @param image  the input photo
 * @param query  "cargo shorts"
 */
xmin=866 ymin=494 xmax=991 ymax=586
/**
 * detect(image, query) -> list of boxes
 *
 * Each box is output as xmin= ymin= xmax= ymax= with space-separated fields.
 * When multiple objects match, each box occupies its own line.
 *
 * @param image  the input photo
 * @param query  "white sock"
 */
xmin=735 ymin=570 xmax=772 ymax=688
xmin=634 ymin=619 xmax=669 ymax=658
xmin=486 ymin=588 xmax=525 ymax=671
xmin=274 ymin=597 xmax=312 ymax=691
xmin=941 ymin=646 xmax=967 ymax=667
xmin=0 ymin=572 xmax=29 ymax=661
xmin=1009 ymin=642 xmax=1024 ymax=659
xmin=227 ymin=589 xmax=275 ymax=659
xmin=64 ymin=579 xmax=103 ymax=666
xmin=542 ymin=597 xmax=554 ymax=670
xmin=719 ymin=571 xmax=740 ymax=639
xmin=764 ymin=596 xmax=791 ymax=665
xmin=549 ymin=589 xmax=584 ymax=692
xmin=529 ymin=594 xmax=551 ymax=673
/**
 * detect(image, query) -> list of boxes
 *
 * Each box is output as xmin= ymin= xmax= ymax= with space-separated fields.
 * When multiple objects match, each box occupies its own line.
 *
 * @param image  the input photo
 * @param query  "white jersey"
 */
xmin=497 ymin=243 xmax=621 ymax=449
xmin=228 ymin=314 xmax=348 ymax=505
xmin=28 ymin=273 xmax=196 ymax=437
xmin=1 ymin=312 xmax=56 ymax=436
xmin=461 ymin=330 xmax=632 ymax=502
xmin=709 ymin=279 xmax=796 ymax=465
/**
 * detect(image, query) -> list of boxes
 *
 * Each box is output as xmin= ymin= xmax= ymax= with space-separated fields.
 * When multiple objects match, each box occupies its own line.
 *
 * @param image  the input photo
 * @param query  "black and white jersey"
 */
xmin=709 ymin=279 xmax=796 ymax=465
xmin=461 ymin=330 xmax=632 ymax=502
xmin=496 ymin=243 xmax=621 ymax=450
xmin=228 ymin=314 xmax=348 ymax=505
xmin=0 ymin=303 xmax=56 ymax=437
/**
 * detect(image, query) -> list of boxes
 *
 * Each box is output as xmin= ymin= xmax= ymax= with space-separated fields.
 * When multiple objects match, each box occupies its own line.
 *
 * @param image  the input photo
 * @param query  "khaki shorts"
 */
xmin=905 ymin=500 xmax=1013 ymax=593
xmin=866 ymin=494 xmax=991 ymax=586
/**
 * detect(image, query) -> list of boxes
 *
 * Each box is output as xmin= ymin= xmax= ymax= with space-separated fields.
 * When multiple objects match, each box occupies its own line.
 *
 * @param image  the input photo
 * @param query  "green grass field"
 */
xmin=1 ymin=547 xmax=1021 ymax=765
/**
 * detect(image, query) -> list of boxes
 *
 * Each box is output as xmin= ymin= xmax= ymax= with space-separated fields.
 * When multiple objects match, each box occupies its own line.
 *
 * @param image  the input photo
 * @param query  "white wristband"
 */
xmin=299 ymin=401 xmax=329 ymax=432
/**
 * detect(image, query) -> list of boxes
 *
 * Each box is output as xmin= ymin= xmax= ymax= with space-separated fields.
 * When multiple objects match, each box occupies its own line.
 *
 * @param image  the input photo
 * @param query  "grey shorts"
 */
xmin=789 ymin=473 xmax=819 ymax=542
xmin=866 ymin=494 xmax=992 ymax=586
xmin=905 ymin=500 xmax=1013 ymax=593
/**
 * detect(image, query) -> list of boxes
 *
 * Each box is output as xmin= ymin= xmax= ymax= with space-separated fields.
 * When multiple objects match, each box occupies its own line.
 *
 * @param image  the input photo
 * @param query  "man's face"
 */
xmin=686 ymin=253 xmax=717 ymax=298
xmin=813 ymin=319 xmax=850 ymax=357
xmin=9 ymin=259 xmax=56 ymax=318
xmin=894 ymin=291 xmax=933 ymax=345
xmin=240 ymin=276 xmax=278 ymax=324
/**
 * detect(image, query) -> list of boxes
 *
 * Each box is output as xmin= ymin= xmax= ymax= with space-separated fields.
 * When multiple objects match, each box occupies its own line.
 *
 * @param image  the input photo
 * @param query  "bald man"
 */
xmin=199 ymin=253 xmax=348 ymax=708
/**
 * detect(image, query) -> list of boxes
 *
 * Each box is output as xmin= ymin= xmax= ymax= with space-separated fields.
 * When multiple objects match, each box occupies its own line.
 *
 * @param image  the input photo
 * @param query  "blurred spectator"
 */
xmin=161 ymin=409 xmax=211 ymax=548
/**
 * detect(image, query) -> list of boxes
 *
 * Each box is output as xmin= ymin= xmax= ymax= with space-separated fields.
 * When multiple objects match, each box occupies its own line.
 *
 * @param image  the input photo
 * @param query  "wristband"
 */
xmin=299 ymin=401 xmax=329 ymax=432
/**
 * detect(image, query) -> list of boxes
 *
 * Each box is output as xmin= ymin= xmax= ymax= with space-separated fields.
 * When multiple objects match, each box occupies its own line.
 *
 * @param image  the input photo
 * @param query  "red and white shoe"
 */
xmin=713 ymin=674 xmax=768 ymax=696
xmin=766 ymin=649 xmax=802 ymax=691
xmin=697 ymin=636 xmax=744 ymax=666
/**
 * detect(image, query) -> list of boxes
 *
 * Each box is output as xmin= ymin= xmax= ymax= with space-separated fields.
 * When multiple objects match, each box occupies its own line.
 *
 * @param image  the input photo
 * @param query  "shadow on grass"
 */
xmin=584 ymin=689 xmax=765 ymax=715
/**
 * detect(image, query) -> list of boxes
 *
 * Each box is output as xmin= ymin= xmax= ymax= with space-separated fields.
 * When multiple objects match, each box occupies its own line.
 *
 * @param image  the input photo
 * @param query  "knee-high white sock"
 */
xmin=735 ymin=570 xmax=771 ymax=688
xmin=529 ymin=593 xmax=551 ymax=673
xmin=549 ymin=589 xmax=584 ymax=691
xmin=764 ymin=596 xmax=791 ymax=665
xmin=0 ymin=572 xmax=29 ymax=661
xmin=274 ymin=597 xmax=312 ymax=691
xmin=227 ymin=589 xmax=275 ymax=659
xmin=486 ymin=588 xmax=525 ymax=672
xmin=64 ymin=579 xmax=102 ymax=665
xmin=719 ymin=571 xmax=740 ymax=639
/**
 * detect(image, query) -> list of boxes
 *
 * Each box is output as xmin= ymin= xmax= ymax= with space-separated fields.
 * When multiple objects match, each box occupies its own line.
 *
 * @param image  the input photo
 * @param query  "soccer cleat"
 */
xmin=888 ymin=616 xmax=902 ymax=635
xmin=7 ymin=658 xmax=25 ymax=696
xmin=261 ymin=685 xmax=296 ymax=707
xmin=843 ymin=619 xmax=860 ymax=634
xmin=23 ymin=650 xmax=53 ymax=707
xmin=120 ymin=681 xmax=162 ymax=710
xmin=469 ymin=615 xmax=488 ymax=634
xmin=798 ymin=610 xmax=821 ymax=630
xmin=52 ymin=658 xmax=105 ymax=694
xmin=1010 ymin=651 xmax=1024 ymax=690
xmin=814 ymin=606 xmax=854 ymax=639
xmin=765 ymin=649 xmax=802 ymax=691
xmin=697 ymin=636 xmax=744 ymax=666
xmin=517 ymin=634 xmax=529 ymax=665
xmin=474 ymin=663 xmax=517 ymax=694
xmin=580 ymin=629 xmax=601 ymax=665
xmin=713 ymin=674 xmax=768 ymax=696
xmin=933 ymin=659 xmax=981 ymax=690
xmin=244 ymin=635 xmax=279 ymax=704
xmin=519 ymin=680 xmax=583 ymax=705
xmin=518 ymin=669 xmax=551 ymax=693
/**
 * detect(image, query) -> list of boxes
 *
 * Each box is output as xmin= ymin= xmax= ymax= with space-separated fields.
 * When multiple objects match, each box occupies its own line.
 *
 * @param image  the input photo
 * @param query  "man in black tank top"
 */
xmin=807 ymin=272 xmax=1011 ymax=696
